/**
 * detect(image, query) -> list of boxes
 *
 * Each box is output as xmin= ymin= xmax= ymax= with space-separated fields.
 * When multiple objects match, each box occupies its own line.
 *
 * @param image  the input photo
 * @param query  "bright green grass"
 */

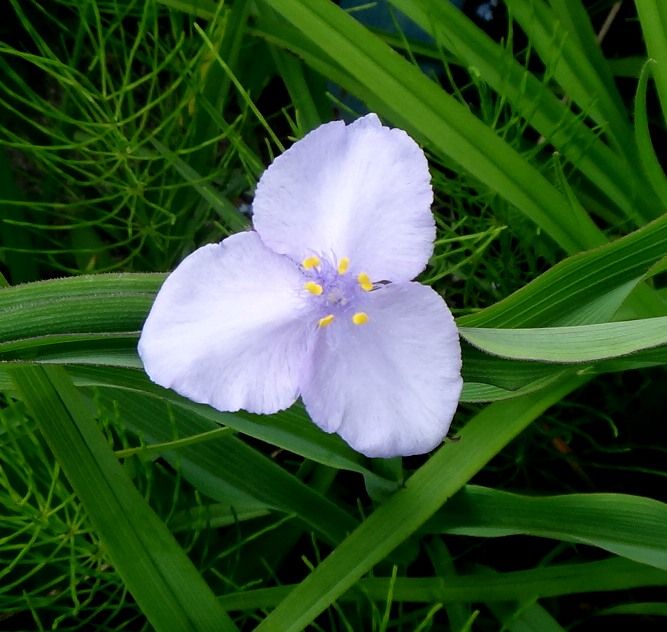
xmin=1 ymin=1 xmax=666 ymax=630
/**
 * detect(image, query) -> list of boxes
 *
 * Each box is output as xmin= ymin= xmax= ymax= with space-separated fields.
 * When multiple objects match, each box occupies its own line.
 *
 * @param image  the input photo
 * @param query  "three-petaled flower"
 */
xmin=138 ymin=114 xmax=462 ymax=457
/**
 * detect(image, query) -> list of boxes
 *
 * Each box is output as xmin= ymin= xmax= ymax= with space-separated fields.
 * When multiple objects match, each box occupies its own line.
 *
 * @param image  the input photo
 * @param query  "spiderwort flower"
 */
xmin=138 ymin=114 xmax=462 ymax=457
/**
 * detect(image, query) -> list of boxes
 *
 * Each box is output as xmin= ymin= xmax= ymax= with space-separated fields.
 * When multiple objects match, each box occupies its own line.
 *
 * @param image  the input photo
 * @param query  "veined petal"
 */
xmin=253 ymin=113 xmax=434 ymax=282
xmin=138 ymin=232 xmax=314 ymax=414
xmin=300 ymin=282 xmax=462 ymax=458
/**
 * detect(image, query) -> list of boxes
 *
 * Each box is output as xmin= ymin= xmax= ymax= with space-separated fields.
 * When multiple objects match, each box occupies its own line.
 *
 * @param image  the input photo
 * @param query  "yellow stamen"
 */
xmin=352 ymin=312 xmax=369 ymax=325
xmin=337 ymin=257 xmax=350 ymax=274
xmin=302 ymin=255 xmax=320 ymax=270
xmin=318 ymin=314 xmax=335 ymax=328
xmin=304 ymin=281 xmax=323 ymax=295
xmin=357 ymin=272 xmax=373 ymax=292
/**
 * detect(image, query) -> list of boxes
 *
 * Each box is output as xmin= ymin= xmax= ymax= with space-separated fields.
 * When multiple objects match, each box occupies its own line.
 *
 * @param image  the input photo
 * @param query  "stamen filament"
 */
xmin=304 ymin=281 xmax=324 ymax=295
xmin=357 ymin=272 xmax=373 ymax=292
xmin=319 ymin=314 xmax=335 ymax=328
xmin=302 ymin=255 xmax=321 ymax=270
xmin=352 ymin=312 xmax=369 ymax=325
xmin=337 ymin=257 xmax=350 ymax=274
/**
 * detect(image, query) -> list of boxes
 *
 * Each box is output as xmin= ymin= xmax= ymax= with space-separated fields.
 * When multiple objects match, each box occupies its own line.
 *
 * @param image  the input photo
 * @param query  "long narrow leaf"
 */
xmin=459 ymin=214 xmax=667 ymax=327
xmin=634 ymin=60 xmax=667 ymax=207
xmin=220 ymin=558 xmax=667 ymax=610
xmin=636 ymin=0 xmax=667 ymax=124
xmin=459 ymin=317 xmax=667 ymax=363
xmin=9 ymin=364 xmax=237 ymax=632
xmin=428 ymin=486 xmax=667 ymax=571
xmin=505 ymin=0 xmax=633 ymax=153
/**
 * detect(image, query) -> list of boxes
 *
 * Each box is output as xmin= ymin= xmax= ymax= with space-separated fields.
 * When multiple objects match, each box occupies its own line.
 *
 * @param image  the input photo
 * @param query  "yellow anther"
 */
xmin=302 ymin=255 xmax=320 ymax=270
xmin=357 ymin=272 xmax=373 ymax=292
xmin=318 ymin=314 xmax=335 ymax=328
xmin=352 ymin=312 xmax=369 ymax=326
xmin=337 ymin=257 xmax=350 ymax=274
xmin=304 ymin=281 xmax=324 ymax=295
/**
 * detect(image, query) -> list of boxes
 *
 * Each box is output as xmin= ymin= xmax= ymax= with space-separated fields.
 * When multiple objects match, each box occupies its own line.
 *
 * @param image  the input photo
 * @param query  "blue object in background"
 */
xmin=341 ymin=1 xmax=468 ymax=43
xmin=476 ymin=0 xmax=499 ymax=21
xmin=340 ymin=1 xmax=498 ymax=40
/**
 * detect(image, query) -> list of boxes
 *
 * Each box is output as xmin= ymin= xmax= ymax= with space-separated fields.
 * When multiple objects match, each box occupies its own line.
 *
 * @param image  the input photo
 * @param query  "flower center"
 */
xmin=301 ymin=255 xmax=371 ymax=328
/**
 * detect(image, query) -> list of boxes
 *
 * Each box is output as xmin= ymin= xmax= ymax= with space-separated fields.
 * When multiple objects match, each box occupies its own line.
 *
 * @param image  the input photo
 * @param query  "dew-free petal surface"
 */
xmin=138 ymin=232 xmax=314 ymax=414
xmin=253 ymin=113 xmax=434 ymax=282
xmin=300 ymin=282 xmax=462 ymax=457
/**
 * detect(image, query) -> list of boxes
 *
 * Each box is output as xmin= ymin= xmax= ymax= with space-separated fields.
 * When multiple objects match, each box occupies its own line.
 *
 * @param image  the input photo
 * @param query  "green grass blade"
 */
xmin=548 ymin=0 xmax=631 ymax=129
xmin=0 ymin=332 xmax=141 ymax=367
xmin=459 ymin=317 xmax=667 ymax=363
xmin=61 ymin=365 xmax=394 ymax=491
xmin=461 ymin=348 xmax=568 ymax=401
xmin=157 ymin=0 xmax=217 ymax=19
xmin=481 ymin=343 xmax=666 ymax=384
xmin=598 ymin=602 xmax=667 ymax=617
xmin=0 ymin=273 xmax=161 ymax=344
xmin=489 ymin=599 xmax=566 ymax=632
xmin=549 ymin=0 xmax=623 ymax=98
xmin=425 ymin=539 xmax=472 ymax=630
xmin=505 ymin=0 xmax=633 ymax=154
xmin=459 ymin=214 xmax=667 ymax=327
xmin=634 ymin=60 xmax=667 ymax=207
xmin=12 ymin=361 xmax=384 ymax=496
xmin=0 ymin=252 xmax=663 ymax=411
xmin=151 ymin=138 xmax=248 ymax=232
xmin=636 ymin=0 xmax=667 ymax=125
xmin=185 ymin=0 xmax=250 ymax=158
xmin=460 ymin=374 xmax=566 ymax=403
xmin=220 ymin=558 xmax=667 ymax=610
xmin=254 ymin=373 xmax=587 ymax=631
xmin=429 ymin=486 xmax=667 ymax=571
xmin=270 ymin=48 xmax=323 ymax=133
xmin=8 ymin=364 xmax=237 ymax=632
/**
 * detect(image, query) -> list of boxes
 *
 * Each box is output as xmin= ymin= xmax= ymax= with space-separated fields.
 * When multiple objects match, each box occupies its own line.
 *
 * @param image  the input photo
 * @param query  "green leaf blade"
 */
xmin=429 ymin=486 xmax=667 ymax=571
xmin=460 ymin=317 xmax=667 ymax=363
xmin=9 ymin=364 xmax=238 ymax=632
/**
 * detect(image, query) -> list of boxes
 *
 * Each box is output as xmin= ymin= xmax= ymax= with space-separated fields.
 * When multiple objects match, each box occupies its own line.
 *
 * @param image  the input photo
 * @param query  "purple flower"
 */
xmin=138 ymin=114 xmax=462 ymax=457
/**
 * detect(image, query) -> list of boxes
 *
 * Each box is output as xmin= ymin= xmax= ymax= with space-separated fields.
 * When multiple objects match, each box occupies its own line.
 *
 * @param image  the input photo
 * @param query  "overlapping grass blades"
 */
xmin=252 ymin=375 xmax=588 ymax=631
xmin=220 ymin=557 xmax=667 ymax=611
xmin=2 ymin=0 xmax=667 ymax=629
xmin=390 ymin=0 xmax=659 ymax=224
